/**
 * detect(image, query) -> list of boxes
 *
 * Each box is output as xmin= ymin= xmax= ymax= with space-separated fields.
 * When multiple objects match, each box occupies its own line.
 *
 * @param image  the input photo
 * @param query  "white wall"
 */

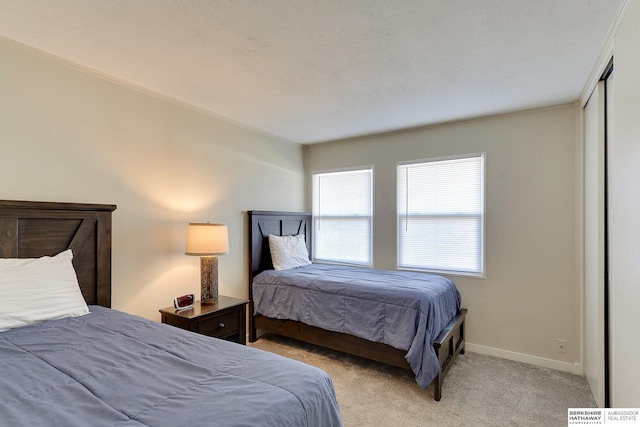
xmin=608 ymin=0 xmax=640 ymax=407
xmin=0 ymin=37 xmax=305 ymax=321
xmin=305 ymin=105 xmax=581 ymax=371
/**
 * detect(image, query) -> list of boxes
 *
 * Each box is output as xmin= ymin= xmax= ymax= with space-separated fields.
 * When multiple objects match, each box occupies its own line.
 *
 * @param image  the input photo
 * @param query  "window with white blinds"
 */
xmin=312 ymin=167 xmax=373 ymax=266
xmin=397 ymin=154 xmax=485 ymax=277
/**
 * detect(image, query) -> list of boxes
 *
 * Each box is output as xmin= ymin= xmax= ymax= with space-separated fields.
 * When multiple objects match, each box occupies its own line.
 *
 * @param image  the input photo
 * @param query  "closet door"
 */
xmin=583 ymin=80 xmax=606 ymax=407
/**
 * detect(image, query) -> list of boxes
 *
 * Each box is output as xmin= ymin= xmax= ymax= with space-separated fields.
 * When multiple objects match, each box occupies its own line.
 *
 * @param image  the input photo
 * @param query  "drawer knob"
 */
xmin=218 ymin=322 xmax=225 ymax=329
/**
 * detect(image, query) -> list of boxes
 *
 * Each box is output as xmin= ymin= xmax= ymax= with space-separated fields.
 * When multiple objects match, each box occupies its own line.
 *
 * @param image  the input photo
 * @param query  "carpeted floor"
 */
xmin=249 ymin=334 xmax=596 ymax=427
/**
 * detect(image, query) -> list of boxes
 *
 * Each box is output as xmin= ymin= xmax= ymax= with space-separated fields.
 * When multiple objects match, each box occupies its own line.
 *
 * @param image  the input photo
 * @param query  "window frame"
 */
xmin=311 ymin=166 xmax=374 ymax=267
xmin=396 ymin=153 xmax=486 ymax=278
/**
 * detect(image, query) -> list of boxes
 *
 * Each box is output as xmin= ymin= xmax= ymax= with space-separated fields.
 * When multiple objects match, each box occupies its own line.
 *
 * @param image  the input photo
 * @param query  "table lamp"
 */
xmin=185 ymin=222 xmax=229 ymax=304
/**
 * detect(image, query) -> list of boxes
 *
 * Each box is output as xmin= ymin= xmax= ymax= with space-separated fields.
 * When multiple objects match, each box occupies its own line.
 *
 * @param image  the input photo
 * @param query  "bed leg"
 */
xmin=434 ymin=374 xmax=442 ymax=401
xmin=248 ymin=302 xmax=257 ymax=342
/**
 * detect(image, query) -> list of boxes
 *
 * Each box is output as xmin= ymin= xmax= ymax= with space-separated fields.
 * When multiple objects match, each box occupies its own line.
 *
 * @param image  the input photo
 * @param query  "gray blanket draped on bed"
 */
xmin=0 ymin=306 xmax=342 ymax=427
xmin=252 ymin=264 xmax=461 ymax=389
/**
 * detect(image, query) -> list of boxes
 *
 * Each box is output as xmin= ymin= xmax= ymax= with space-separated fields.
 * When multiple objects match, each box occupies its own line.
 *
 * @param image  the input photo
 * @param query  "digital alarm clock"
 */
xmin=174 ymin=294 xmax=194 ymax=311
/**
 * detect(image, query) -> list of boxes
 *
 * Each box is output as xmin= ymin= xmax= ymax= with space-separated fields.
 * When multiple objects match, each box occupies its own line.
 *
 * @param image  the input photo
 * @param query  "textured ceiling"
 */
xmin=0 ymin=0 xmax=626 ymax=144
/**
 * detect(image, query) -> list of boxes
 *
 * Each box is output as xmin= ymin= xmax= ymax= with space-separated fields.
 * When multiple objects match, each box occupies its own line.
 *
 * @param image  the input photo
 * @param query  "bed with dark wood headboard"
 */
xmin=248 ymin=210 xmax=467 ymax=401
xmin=0 ymin=199 xmax=116 ymax=307
xmin=0 ymin=201 xmax=342 ymax=426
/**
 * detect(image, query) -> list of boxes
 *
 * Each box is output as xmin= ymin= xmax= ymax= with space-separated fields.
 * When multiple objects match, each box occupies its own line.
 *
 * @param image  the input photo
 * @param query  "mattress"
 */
xmin=0 ymin=305 xmax=343 ymax=427
xmin=253 ymin=264 xmax=461 ymax=388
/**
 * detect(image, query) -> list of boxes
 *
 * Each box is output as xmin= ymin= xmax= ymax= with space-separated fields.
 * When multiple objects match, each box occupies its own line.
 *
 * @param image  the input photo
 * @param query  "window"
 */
xmin=312 ymin=167 xmax=373 ymax=266
xmin=397 ymin=154 xmax=485 ymax=277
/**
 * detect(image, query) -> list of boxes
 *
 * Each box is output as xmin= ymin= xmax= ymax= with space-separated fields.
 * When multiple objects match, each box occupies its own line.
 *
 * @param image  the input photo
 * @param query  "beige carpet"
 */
xmin=250 ymin=334 xmax=596 ymax=427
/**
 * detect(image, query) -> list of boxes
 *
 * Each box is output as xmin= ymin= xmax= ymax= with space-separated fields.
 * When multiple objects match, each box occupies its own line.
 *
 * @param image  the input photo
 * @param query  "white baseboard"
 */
xmin=465 ymin=343 xmax=584 ymax=376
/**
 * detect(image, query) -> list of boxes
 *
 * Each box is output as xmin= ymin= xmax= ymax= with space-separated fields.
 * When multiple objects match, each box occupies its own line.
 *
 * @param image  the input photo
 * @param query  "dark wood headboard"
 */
xmin=0 ymin=200 xmax=116 ymax=307
xmin=248 ymin=210 xmax=312 ymax=279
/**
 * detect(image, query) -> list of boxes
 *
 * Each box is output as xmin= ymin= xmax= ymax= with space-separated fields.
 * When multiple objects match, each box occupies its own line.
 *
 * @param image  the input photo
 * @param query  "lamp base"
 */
xmin=200 ymin=256 xmax=218 ymax=304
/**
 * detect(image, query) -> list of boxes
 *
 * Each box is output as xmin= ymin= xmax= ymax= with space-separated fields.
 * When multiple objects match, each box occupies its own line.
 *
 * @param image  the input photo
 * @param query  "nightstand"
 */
xmin=159 ymin=295 xmax=249 ymax=344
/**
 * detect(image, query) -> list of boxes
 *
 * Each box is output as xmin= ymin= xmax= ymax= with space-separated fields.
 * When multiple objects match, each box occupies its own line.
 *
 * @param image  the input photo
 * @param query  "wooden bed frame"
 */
xmin=0 ymin=200 xmax=116 ymax=307
xmin=248 ymin=210 xmax=467 ymax=401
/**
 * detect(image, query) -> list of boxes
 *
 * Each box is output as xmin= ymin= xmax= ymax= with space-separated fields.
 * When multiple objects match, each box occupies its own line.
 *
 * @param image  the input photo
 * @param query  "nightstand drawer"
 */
xmin=197 ymin=311 xmax=240 ymax=339
xmin=160 ymin=296 xmax=248 ymax=344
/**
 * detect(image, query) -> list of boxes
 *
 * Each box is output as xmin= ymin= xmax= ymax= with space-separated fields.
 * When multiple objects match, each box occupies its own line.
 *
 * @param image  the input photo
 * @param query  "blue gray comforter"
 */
xmin=0 ymin=306 xmax=342 ymax=427
xmin=253 ymin=264 xmax=461 ymax=388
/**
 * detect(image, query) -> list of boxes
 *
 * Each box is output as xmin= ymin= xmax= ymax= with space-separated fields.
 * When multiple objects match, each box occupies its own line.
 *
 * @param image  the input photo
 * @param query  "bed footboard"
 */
xmin=432 ymin=308 xmax=467 ymax=401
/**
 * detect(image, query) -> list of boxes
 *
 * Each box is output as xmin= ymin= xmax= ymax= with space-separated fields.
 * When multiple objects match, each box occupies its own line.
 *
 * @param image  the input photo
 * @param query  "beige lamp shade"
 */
xmin=185 ymin=223 xmax=229 ymax=256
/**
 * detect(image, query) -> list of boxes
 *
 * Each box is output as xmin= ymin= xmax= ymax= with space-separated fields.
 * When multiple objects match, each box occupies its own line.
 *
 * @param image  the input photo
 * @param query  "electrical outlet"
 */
xmin=556 ymin=339 xmax=567 ymax=353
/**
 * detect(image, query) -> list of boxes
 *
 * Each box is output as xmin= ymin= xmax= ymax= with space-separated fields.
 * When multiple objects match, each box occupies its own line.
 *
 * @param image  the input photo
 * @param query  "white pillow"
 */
xmin=0 ymin=249 xmax=89 ymax=332
xmin=268 ymin=234 xmax=311 ymax=271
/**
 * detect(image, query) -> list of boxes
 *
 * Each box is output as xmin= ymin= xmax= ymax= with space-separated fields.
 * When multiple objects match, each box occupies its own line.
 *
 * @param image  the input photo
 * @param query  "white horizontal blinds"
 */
xmin=397 ymin=154 xmax=484 ymax=276
xmin=312 ymin=168 xmax=373 ymax=266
